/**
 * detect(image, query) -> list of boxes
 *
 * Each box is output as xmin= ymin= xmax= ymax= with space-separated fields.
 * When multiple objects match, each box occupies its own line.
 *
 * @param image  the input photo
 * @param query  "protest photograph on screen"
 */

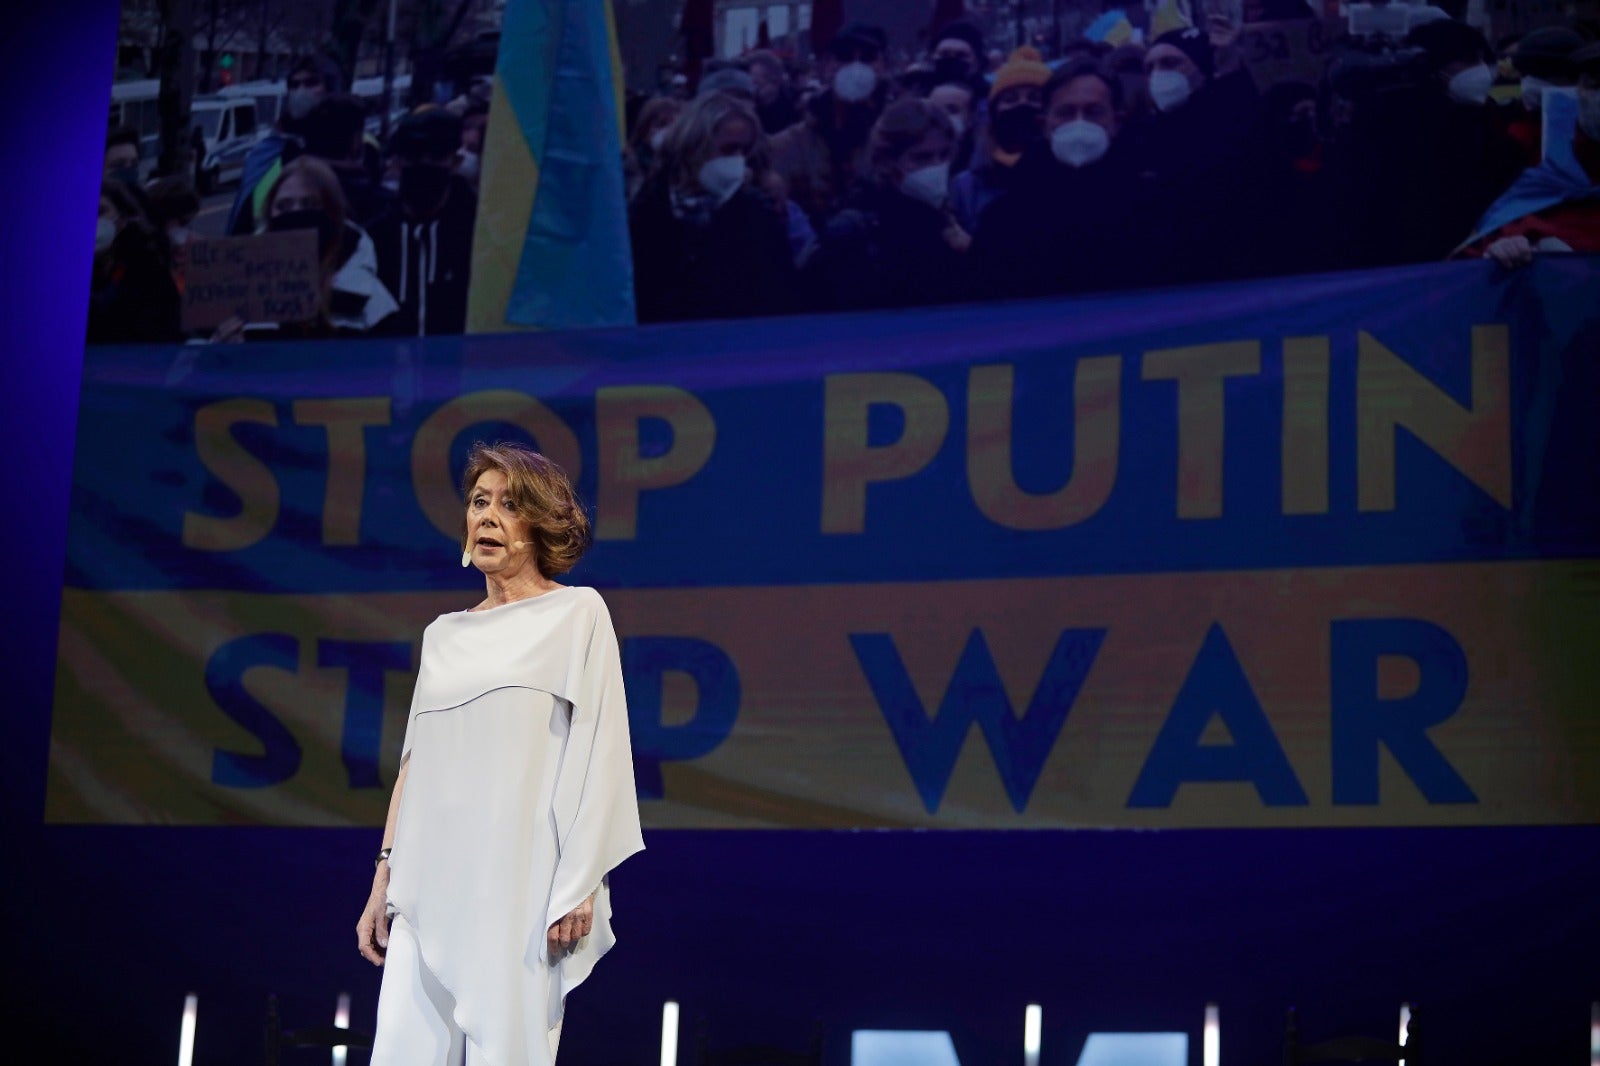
xmin=92 ymin=0 xmax=504 ymax=344
xmin=90 ymin=0 xmax=1599 ymax=342
xmin=66 ymin=0 xmax=1600 ymax=832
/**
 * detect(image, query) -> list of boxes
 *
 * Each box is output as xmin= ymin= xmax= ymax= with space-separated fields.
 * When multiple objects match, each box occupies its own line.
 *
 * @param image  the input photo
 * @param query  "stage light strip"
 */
xmin=661 ymin=1000 xmax=680 ymax=1066
xmin=333 ymin=991 xmax=351 ymax=1066
xmin=177 ymin=993 xmax=197 ymax=1066
xmin=1024 ymin=1003 xmax=1041 ymax=1066
xmin=1204 ymin=1002 xmax=1219 ymax=1066
xmin=1399 ymin=1003 xmax=1411 ymax=1066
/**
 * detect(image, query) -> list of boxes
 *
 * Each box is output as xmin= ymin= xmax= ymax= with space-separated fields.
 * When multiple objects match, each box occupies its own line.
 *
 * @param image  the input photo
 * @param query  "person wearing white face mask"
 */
xmin=768 ymin=21 xmax=890 ymax=226
xmin=143 ymin=176 xmax=201 ymax=297
xmin=1118 ymin=23 xmax=1259 ymax=194
xmin=1353 ymin=17 xmax=1527 ymax=264
xmin=226 ymin=55 xmax=340 ymax=236
xmin=801 ymin=98 xmax=972 ymax=311
xmin=629 ymin=92 xmax=797 ymax=322
xmin=1445 ymin=60 xmax=1496 ymax=106
xmin=970 ymin=59 xmax=1162 ymax=300
xmin=86 ymin=181 xmax=181 ymax=344
xmin=624 ymin=97 xmax=685 ymax=201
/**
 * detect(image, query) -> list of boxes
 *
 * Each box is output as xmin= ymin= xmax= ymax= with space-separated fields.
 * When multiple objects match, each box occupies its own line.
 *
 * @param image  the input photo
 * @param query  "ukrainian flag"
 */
xmin=1084 ymin=9 xmax=1136 ymax=46
xmin=467 ymin=0 xmax=635 ymax=332
xmin=1149 ymin=0 xmax=1195 ymax=38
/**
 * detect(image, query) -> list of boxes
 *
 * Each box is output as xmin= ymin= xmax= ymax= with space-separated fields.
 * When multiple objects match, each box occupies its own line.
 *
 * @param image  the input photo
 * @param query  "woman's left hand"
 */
xmin=547 ymin=889 xmax=596 ymax=958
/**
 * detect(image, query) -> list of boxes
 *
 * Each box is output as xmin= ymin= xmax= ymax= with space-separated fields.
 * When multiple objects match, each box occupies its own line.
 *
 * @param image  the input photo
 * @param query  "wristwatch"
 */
xmin=375 ymin=847 xmax=392 ymax=869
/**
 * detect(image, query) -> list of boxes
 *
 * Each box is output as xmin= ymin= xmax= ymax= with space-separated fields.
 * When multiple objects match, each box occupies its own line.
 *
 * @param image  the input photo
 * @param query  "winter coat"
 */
xmin=368 ymin=174 xmax=478 ymax=336
xmin=802 ymin=181 xmax=971 ymax=312
xmin=86 ymin=224 xmax=181 ymax=345
xmin=629 ymin=177 xmax=798 ymax=323
xmin=768 ymin=89 xmax=885 ymax=226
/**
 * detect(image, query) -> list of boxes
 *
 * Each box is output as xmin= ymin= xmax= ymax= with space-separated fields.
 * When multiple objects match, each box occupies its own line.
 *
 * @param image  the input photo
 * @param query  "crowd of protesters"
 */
xmin=89 ymin=55 xmax=486 ymax=344
xmin=89 ymin=7 xmax=1600 ymax=343
xmin=625 ymin=6 xmax=1600 ymax=323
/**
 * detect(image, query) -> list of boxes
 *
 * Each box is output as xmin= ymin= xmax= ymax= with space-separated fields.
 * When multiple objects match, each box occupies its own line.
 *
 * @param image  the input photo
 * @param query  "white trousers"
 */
xmin=371 ymin=913 xmax=562 ymax=1065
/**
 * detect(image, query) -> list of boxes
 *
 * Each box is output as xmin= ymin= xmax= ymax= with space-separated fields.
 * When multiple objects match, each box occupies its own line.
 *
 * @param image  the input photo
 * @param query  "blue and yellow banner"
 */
xmin=51 ymin=259 xmax=1600 ymax=827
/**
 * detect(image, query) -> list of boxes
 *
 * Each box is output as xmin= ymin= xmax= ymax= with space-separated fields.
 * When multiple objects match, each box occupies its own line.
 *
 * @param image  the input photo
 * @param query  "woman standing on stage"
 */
xmin=356 ymin=442 xmax=645 ymax=1065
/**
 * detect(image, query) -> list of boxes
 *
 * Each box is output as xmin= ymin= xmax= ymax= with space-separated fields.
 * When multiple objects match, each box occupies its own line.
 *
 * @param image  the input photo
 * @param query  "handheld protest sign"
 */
xmin=181 ymin=230 xmax=321 ymax=332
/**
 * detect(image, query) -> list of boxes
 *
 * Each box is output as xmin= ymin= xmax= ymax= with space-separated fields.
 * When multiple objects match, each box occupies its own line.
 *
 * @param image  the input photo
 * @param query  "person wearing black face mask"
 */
xmin=266 ymin=114 xmax=402 ymax=335
xmin=369 ymin=109 xmax=479 ymax=336
xmin=930 ymin=19 xmax=988 ymax=88
xmin=300 ymin=93 xmax=398 ymax=229
xmin=951 ymin=47 xmax=1050 ymax=234
xmin=209 ymin=156 xmax=393 ymax=341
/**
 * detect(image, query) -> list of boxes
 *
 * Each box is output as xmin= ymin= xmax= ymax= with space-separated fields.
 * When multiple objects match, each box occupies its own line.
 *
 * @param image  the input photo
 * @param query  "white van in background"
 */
xmin=217 ymin=80 xmax=286 ymax=128
xmin=107 ymin=78 xmax=161 ymax=179
xmin=191 ymin=94 xmax=265 ymax=192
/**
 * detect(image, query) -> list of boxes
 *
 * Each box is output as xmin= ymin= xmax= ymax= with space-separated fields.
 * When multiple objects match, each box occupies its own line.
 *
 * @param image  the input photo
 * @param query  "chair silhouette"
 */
xmin=265 ymin=993 xmax=375 ymax=1066
xmin=694 ymin=1016 xmax=824 ymax=1065
xmin=1284 ymin=1004 xmax=1419 ymax=1065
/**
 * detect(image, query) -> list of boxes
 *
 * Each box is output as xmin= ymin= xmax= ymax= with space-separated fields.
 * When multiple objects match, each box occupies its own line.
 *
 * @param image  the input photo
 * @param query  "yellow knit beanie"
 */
xmin=988 ymin=46 xmax=1052 ymax=101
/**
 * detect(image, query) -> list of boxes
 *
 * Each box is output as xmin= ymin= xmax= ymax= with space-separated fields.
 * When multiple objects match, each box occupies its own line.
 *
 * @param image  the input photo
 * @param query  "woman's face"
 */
xmin=928 ymin=84 xmax=975 ymax=132
xmin=647 ymin=110 xmax=679 ymax=141
xmin=749 ymin=60 xmax=785 ymax=105
xmin=465 ymin=468 xmax=537 ymax=577
xmin=269 ymin=173 xmax=324 ymax=218
xmin=932 ymin=39 xmax=978 ymax=79
xmin=896 ymin=128 xmax=954 ymax=181
xmin=993 ymin=84 xmax=1043 ymax=113
xmin=709 ymin=115 xmax=756 ymax=162
xmin=1144 ymin=43 xmax=1204 ymax=91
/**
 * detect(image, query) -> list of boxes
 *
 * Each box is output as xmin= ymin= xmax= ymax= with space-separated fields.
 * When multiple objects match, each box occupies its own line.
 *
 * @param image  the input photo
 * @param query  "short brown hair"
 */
xmin=459 ymin=441 xmax=591 ymax=577
xmin=869 ymin=98 xmax=956 ymax=178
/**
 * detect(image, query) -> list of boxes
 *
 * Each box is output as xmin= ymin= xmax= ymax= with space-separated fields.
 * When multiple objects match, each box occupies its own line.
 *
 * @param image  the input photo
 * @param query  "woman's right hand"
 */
xmin=356 ymin=864 xmax=391 ymax=966
xmin=1486 ymin=235 xmax=1535 ymax=271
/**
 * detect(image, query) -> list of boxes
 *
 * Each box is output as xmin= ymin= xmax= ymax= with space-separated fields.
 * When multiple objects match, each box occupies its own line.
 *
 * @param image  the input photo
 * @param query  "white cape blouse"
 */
xmin=386 ymin=585 xmax=645 ymax=1065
